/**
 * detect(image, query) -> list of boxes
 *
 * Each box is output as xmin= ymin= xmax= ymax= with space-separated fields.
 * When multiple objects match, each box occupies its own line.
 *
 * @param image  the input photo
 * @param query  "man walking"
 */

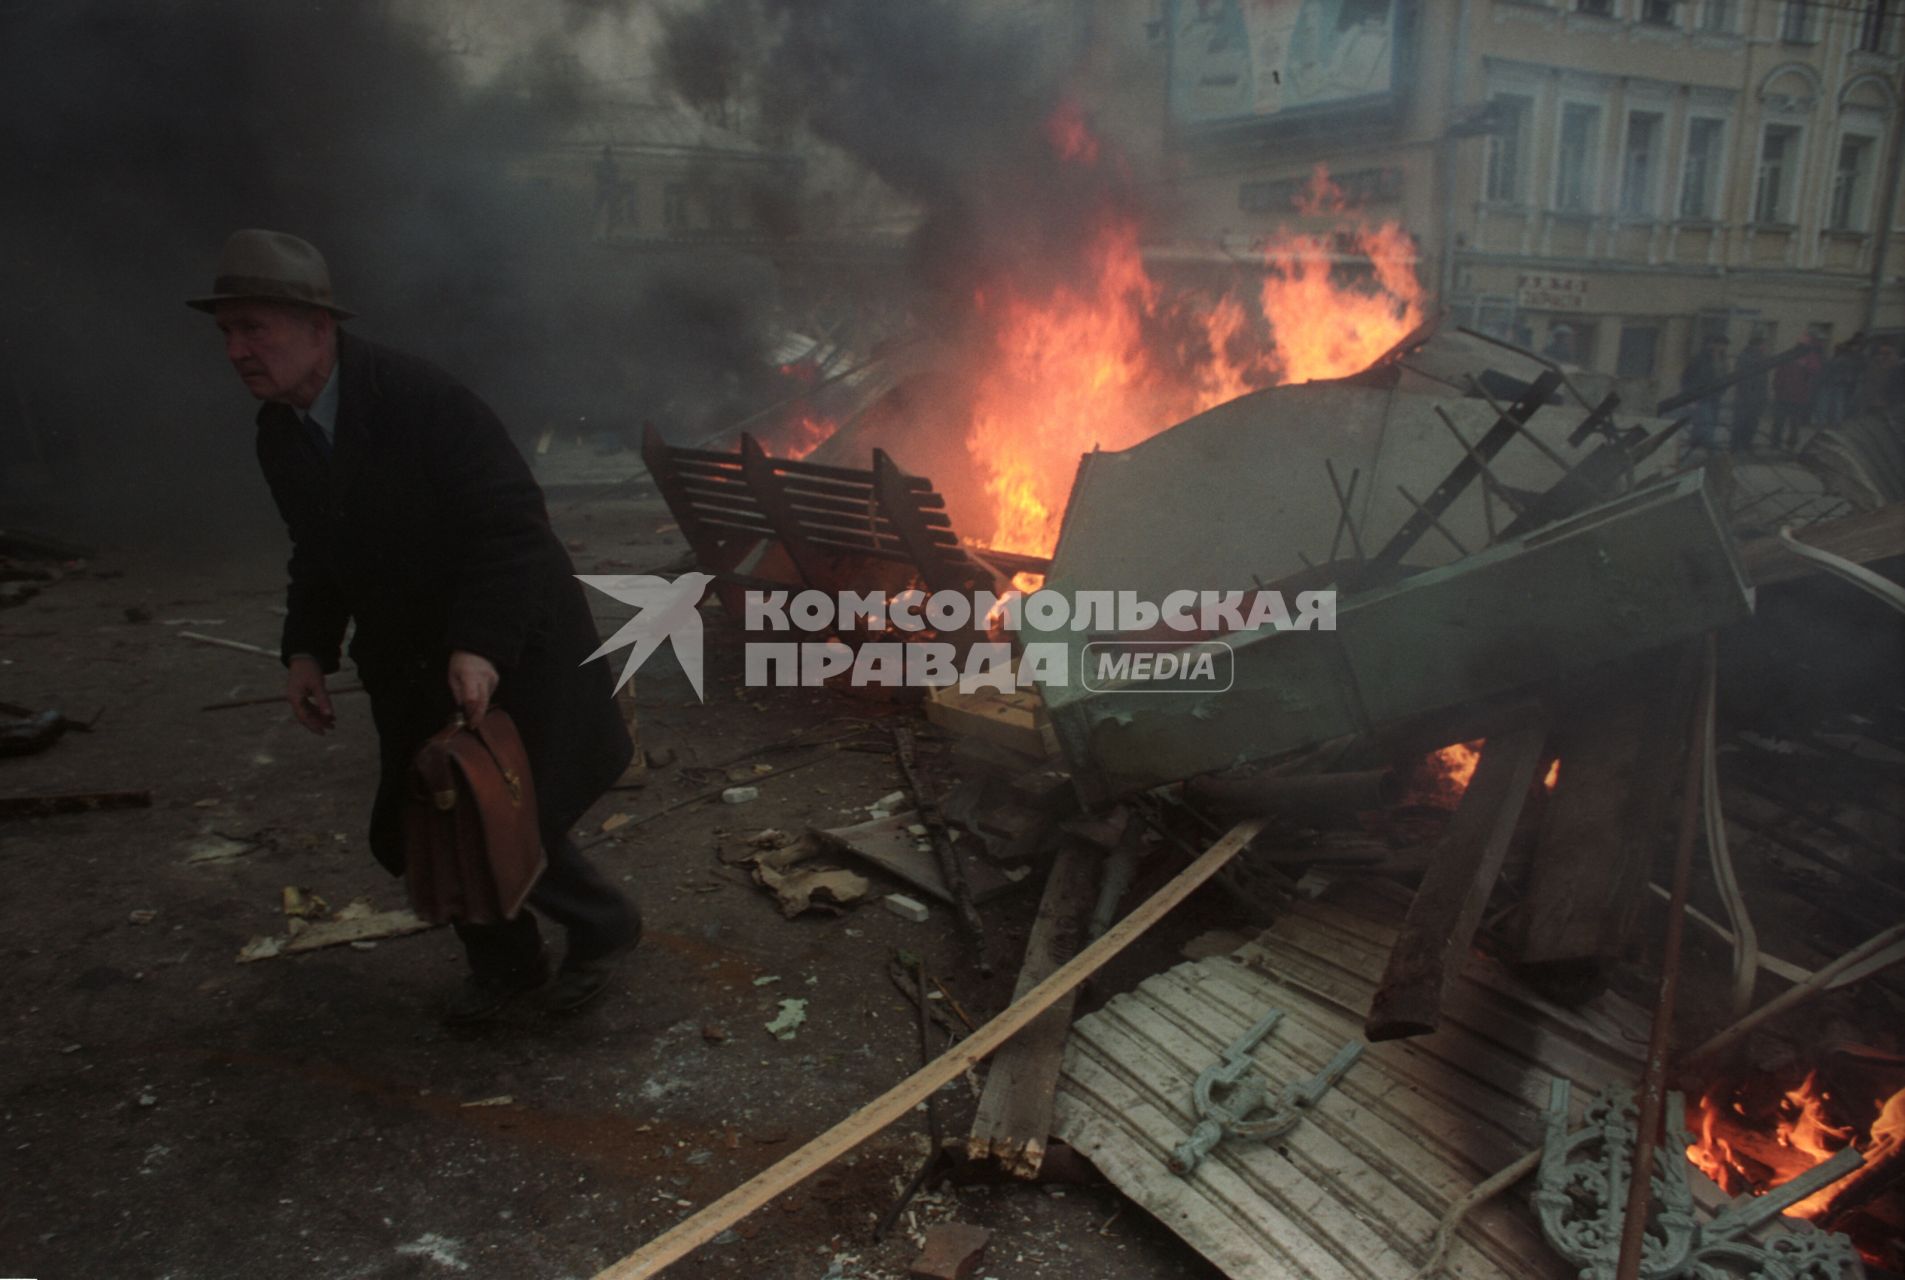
xmin=192 ymin=229 xmax=641 ymax=1023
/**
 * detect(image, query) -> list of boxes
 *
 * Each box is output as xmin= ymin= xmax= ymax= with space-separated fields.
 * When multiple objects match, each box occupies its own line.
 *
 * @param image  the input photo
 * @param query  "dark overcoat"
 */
xmin=255 ymin=330 xmax=632 ymax=874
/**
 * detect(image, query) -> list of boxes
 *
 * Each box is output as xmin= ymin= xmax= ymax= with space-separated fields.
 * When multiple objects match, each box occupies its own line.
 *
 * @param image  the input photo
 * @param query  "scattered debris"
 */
xmin=883 ymin=893 xmax=929 ymax=924
xmin=764 ymin=998 xmax=808 ymax=1040
xmin=126 ymin=910 xmax=157 ymax=926
xmin=746 ymin=831 xmax=869 ymax=916
xmin=280 ymin=886 xmax=329 ymax=921
xmin=721 ymin=786 xmax=760 ymax=805
xmin=0 ymin=790 xmax=152 ymax=820
xmin=177 ymin=630 xmax=279 ymax=660
xmin=0 ymin=708 xmax=66 ymax=757
xmin=238 ymin=902 xmax=434 ymax=963
xmin=182 ymin=833 xmax=264 ymax=864
xmin=811 ymin=813 xmax=1018 ymax=906
xmin=908 ymin=1222 xmax=991 ymax=1280
xmin=754 ymin=861 xmax=870 ymax=918
xmin=459 ymin=1096 xmax=514 ymax=1108
xmin=866 ymin=790 xmax=909 ymax=819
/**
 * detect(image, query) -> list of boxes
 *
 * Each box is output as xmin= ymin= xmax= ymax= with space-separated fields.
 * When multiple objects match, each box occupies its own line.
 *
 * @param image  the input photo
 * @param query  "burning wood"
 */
xmin=1688 ymin=1066 xmax=1905 ymax=1233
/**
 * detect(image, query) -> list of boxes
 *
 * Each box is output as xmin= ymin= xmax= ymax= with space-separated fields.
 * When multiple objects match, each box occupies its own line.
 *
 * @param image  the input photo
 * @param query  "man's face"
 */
xmin=213 ymin=300 xmax=333 ymax=403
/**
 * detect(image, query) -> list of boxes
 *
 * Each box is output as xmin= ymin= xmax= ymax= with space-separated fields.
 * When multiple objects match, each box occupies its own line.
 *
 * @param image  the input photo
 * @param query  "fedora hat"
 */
xmin=186 ymin=229 xmax=355 ymax=318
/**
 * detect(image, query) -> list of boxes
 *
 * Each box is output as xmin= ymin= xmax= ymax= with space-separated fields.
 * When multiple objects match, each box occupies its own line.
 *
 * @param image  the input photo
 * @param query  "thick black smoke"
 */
xmin=658 ymin=0 xmax=1136 ymax=311
xmin=0 ymin=1 xmax=775 ymax=546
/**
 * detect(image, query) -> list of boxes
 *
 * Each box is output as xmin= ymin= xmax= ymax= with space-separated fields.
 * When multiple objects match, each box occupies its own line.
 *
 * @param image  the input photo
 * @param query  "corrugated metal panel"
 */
xmin=1052 ymin=879 xmax=1648 ymax=1280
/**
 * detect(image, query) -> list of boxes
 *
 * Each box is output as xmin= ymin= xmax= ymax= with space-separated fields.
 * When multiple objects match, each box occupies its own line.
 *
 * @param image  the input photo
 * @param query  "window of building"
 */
xmin=1617 ymin=325 xmax=1659 ymax=378
xmin=1857 ymin=0 xmax=1894 ymax=51
xmin=663 ymin=182 xmax=688 ymax=230
xmin=1697 ymin=0 xmax=1733 ymax=31
xmin=1781 ymin=0 xmax=1820 ymax=41
xmin=1577 ymin=0 xmax=1615 ymax=15
xmin=1694 ymin=313 xmax=1731 ymax=347
xmin=707 ymin=185 xmax=734 ymax=231
xmin=1680 ymin=117 xmax=1726 ymax=219
xmin=1484 ymin=94 xmax=1532 ymax=203
xmin=1474 ymin=301 xmax=1519 ymax=339
xmin=1754 ymin=124 xmax=1801 ymax=224
xmin=1620 ymin=111 xmax=1665 ymax=218
xmin=1555 ymin=103 xmax=1603 ymax=213
xmin=1641 ymin=0 xmax=1677 ymax=24
xmin=1830 ymin=135 xmax=1875 ymax=230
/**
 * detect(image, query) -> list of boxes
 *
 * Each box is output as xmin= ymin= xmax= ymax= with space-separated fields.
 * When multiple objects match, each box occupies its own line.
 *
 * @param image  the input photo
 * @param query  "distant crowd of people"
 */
xmin=1678 ymin=330 xmax=1902 ymax=456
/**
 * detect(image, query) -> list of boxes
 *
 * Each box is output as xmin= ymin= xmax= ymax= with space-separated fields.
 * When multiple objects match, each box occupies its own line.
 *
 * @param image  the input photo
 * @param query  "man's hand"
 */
xmin=287 ymin=655 xmax=335 ymax=735
xmin=448 ymin=650 xmax=500 ymax=724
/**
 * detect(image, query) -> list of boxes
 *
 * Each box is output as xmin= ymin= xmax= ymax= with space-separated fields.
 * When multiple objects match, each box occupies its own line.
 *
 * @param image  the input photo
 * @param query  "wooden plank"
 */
xmin=967 ymin=842 xmax=1097 ymax=1175
xmin=874 ymin=448 xmax=978 ymax=591
xmin=924 ymin=686 xmax=1059 ymax=760
xmin=1516 ymin=646 xmax=1699 ymax=965
xmin=1366 ymin=723 xmax=1547 ymax=1041
xmin=589 ymin=819 xmax=1266 ymax=1280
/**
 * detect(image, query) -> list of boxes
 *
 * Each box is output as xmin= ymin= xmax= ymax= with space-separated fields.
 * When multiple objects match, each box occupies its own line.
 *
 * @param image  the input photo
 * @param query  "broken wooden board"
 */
xmin=968 ymin=842 xmax=1097 ymax=1176
xmin=924 ymin=685 xmax=1059 ymax=761
xmin=1051 ymin=877 xmax=1646 ymax=1280
xmin=1366 ymin=721 xmax=1547 ymax=1041
xmin=810 ymin=812 xmax=1023 ymax=905
xmin=1515 ymin=645 xmax=1699 ymax=966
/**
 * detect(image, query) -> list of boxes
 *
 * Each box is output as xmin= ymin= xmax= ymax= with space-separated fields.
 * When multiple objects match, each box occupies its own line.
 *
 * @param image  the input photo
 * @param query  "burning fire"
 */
xmin=763 ymin=413 xmax=837 ymax=461
xmin=1407 ymin=741 xmax=1559 ymax=807
xmin=963 ymin=112 xmax=1424 ymax=557
xmin=1688 ymin=1070 xmax=1905 ymax=1226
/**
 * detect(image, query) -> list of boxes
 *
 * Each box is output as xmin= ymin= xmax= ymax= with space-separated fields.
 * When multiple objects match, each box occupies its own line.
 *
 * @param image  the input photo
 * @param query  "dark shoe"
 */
xmin=441 ymin=957 xmax=549 ymax=1026
xmin=545 ymin=913 xmax=641 ymax=1013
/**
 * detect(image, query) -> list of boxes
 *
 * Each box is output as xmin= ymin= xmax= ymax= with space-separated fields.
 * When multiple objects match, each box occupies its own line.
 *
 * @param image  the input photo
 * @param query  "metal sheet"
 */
xmin=1044 ymin=470 xmax=1754 ymax=801
xmin=1051 ymin=879 xmax=1649 ymax=1280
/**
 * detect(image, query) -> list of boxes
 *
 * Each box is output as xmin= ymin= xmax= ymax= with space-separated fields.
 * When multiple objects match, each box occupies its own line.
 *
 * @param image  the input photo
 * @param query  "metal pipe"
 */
xmin=1613 ymin=635 xmax=1713 ymax=1280
xmin=1438 ymin=0 xmax=1473 ymax=309
xmin=1863 ymin=64 xmax=1905 ymax=333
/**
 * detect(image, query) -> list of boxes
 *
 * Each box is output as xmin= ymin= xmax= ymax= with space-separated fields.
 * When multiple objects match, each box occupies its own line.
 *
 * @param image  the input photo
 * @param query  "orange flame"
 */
xmin=764 ymin=413 xmax=837 ymax=461
xmin=1686 ymin=1072 xmax=1905 ymax=1224
xmin=962 ymin=130 xmax=1423 ymax=557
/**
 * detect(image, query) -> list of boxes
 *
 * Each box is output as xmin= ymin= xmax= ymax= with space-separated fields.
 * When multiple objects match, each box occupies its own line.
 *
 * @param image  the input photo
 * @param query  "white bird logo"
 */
xmin=575 ymin=572 xmax=714 ymax=701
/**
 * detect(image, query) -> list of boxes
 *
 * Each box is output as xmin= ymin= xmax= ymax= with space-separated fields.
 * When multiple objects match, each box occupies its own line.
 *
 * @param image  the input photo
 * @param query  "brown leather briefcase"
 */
xmin=403 ymin=709 xmax=545 ymax=925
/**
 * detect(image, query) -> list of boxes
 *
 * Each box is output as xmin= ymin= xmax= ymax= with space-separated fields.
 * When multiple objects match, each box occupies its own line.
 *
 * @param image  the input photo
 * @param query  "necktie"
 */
xmin=299 ymin=412 xmax=333 ymax=464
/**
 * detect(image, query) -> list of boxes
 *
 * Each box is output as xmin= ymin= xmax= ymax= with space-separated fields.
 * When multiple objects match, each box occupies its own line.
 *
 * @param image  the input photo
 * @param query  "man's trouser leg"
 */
xmin=526 ymin=833 xmax=639 ymax=964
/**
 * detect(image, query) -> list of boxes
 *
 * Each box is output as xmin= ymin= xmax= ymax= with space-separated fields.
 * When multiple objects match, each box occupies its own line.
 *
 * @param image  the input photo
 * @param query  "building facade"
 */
xmin=1112 ymin=0 xmax=1905 ymax=407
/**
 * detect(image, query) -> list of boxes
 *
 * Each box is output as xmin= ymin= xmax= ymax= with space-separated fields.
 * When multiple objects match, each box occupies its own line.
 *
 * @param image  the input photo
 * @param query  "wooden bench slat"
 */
xmin=772 ymin=454 xmax=932 ymax=491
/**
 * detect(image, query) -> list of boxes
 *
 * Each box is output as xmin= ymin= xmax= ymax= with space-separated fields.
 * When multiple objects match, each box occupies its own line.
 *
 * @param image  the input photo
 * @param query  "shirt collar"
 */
xmin=302 ymin=362 xmax=341 ymax=440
